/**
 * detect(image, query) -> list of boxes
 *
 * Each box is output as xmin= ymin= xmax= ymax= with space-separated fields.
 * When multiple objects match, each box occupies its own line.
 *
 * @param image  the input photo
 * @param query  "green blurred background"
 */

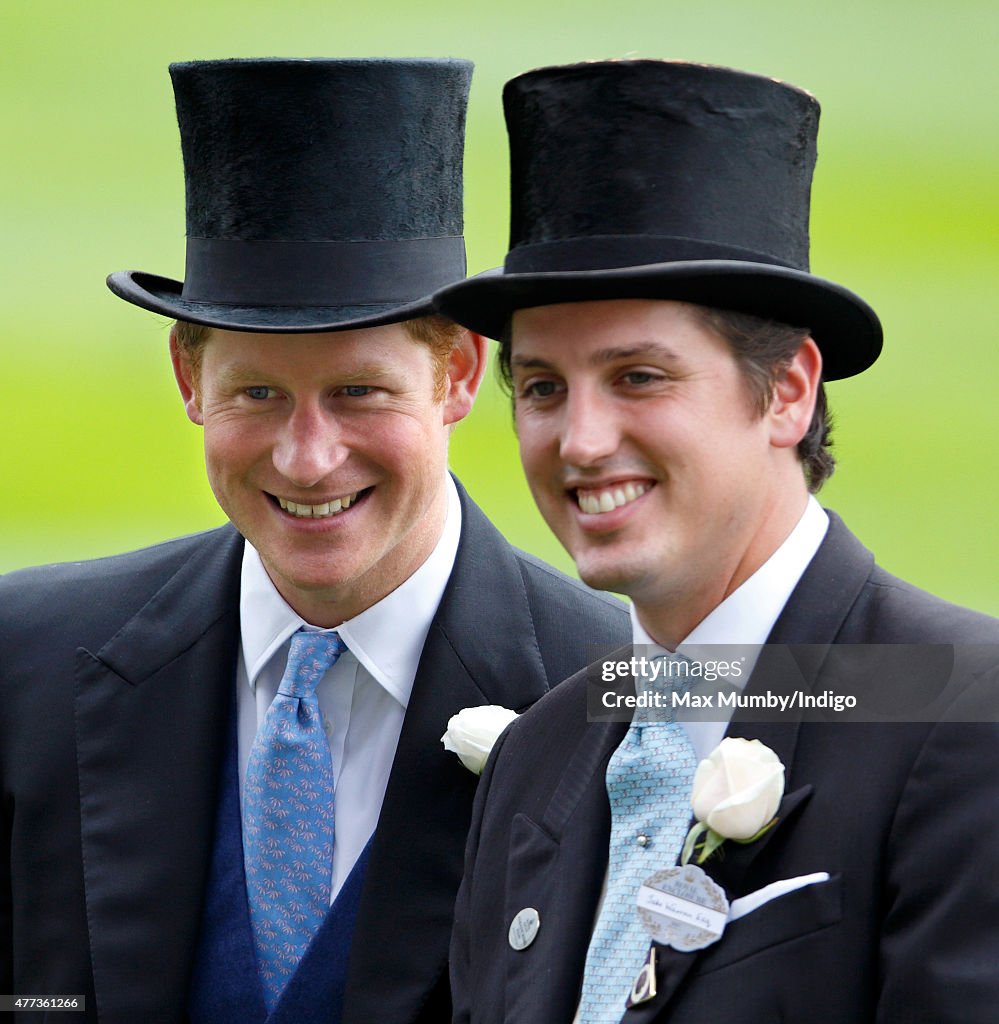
xmin=3 ymin=1 xmax=997 ymax=614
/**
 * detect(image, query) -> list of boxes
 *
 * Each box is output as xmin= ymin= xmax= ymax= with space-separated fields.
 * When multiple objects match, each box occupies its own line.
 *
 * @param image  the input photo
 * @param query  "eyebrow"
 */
xmin=214 ymin=365 xmax=262 ymax=390
xmin=214 ymin=363 xmax=397 ymax=388
xmin=511 ymin=341 xmax=682 ymax=371
xmin=592 ymin=342 xmax=682 ymax=365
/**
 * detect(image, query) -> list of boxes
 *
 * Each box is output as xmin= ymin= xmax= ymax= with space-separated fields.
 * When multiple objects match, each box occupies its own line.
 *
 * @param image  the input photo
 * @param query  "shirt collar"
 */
xmin=631 ymin=496 xmax=829 ymax=664
xmin=239 ymin=473 xmax=463 ymax=708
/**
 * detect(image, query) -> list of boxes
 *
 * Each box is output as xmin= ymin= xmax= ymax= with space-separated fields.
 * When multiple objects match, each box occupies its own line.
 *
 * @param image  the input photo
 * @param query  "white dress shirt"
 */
xmin=237 ymin=474 xmax=462 ymax=900
xmin=631 ymin=496 xmax=829 ymax=760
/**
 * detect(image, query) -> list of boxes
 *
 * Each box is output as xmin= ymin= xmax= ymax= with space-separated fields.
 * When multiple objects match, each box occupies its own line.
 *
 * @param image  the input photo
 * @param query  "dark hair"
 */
xmin=497 ymin=303 xmax=835 ymax=492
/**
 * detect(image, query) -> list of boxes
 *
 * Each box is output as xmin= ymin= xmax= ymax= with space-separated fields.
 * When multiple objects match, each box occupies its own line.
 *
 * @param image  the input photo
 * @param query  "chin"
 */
xmin=573 ymin=557 xmax=640 ymax=599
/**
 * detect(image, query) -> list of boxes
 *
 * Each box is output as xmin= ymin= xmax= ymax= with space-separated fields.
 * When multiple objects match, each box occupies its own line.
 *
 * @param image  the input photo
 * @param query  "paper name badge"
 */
xmin=637 ymin=865 xmax=730 ymax=952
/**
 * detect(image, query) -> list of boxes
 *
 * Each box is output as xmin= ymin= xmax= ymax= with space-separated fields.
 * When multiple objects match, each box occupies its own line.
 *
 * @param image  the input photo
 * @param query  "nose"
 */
xmin=558 ymin=386 xmax=620 ymax=468
xmin=272 ymin=402 xmax=347 ymax=487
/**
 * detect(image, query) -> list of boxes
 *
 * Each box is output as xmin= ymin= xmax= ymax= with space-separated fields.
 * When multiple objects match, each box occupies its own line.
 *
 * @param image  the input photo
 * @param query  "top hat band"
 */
xmin=182 ymin=235 xmax=466 ymax=307
xmin=504 ymin=235 xmax=800 ymax=275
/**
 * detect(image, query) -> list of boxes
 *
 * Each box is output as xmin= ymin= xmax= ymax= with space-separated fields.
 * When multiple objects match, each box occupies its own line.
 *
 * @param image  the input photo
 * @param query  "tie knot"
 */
xmin=280 ymin=629 xmax=348 ymax=699
xmin=635 ymin=652 xmax=695 ymax=725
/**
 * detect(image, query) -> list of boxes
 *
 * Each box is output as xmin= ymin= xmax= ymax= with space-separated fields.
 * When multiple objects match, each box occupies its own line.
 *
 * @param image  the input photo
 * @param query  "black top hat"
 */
xmin=108 ymin=57 xmax=472 ymax=332
xmin=434 ymin=60 xmax=881 ymax=380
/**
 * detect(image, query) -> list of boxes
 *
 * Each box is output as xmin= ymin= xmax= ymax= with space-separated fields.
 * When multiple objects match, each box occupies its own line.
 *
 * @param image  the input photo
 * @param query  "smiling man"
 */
xmin=0 ymin=59 xmax=627 ymax=1023
xmin=435 ymin=60 xmax=999 ymax=1024
xmin=510 ymin=300 xmax=816 ymax=645
xmin=172 ymin=323 xmax=472 ymax=628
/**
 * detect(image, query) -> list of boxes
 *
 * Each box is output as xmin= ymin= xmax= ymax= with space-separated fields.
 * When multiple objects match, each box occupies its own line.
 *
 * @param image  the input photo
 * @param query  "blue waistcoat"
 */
xmin=188 ymin=700 xmax=372 ymax=1024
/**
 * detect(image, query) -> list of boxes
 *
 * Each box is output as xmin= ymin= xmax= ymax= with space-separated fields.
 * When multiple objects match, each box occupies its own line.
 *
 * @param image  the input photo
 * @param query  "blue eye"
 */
xmin=342 ymin=385 xmax=373 ymax=397
xmin=246 ymin=386 xmax=273 ymax=400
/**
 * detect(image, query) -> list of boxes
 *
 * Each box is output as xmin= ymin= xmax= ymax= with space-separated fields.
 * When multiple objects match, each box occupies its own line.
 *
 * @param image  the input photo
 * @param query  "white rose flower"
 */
xmin=691 ymin=737 xmax=785 ymax=840
xmin=441 ymin=705 xmax=519 ymax=775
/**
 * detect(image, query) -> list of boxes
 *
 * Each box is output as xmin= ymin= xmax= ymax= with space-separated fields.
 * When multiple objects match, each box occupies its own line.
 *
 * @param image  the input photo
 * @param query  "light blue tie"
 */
xmin=576 ymin=660 xmax=697 ymax=1024
xmin=243 ymin=628 xmax=347 ymax=1010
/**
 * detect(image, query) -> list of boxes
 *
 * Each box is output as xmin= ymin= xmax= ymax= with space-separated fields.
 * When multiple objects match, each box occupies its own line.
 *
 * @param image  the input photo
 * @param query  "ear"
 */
xmin=170 ymin=327 xmax=205 ymax=425
xmin=767 ymin=336 xmax=822 ymax=450
xmin=442 ymin=330 xmax=488 ymax=426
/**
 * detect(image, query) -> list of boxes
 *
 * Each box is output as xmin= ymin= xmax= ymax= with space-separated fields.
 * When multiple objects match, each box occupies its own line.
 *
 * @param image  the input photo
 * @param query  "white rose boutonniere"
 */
xmin=441 ymin=705 xmax=519 ymax=775
xmin=681 ymin=737 xmax=785 ymax=865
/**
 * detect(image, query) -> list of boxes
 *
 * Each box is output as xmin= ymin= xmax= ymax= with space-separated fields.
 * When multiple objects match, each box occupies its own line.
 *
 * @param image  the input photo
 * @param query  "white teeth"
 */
xmin=577 ymin=482 xmax=650 ymax=515
xmin=277 ymin=492 xmax=360 ymax=519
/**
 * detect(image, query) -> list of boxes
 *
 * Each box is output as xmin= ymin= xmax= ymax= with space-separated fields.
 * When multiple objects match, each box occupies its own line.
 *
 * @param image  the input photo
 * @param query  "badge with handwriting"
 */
xmin=637 ymin=865 xmax=729 ymax=952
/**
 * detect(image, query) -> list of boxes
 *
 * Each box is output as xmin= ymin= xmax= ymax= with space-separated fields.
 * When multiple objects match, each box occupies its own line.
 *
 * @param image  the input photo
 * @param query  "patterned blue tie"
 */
xmin=243 ymin=628 xmax=347 ymax=1010
xmin=576 ymin=659 xmax=698 ymax=1024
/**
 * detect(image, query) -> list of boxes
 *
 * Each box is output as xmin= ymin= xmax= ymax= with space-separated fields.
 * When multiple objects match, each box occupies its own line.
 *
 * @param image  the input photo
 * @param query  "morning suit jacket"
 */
xmin=452 ymin=512 xmax=999 ymax=1024
xmin=0 ymin=482 xmax=629 ymax=1024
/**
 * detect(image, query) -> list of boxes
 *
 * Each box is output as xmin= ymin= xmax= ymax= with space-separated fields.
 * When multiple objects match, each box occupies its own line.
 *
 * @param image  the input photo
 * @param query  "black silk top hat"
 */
xmin=108 ymin=57 xmax=472 ymax=332
xmin=434 ymin=60 xmax=882 ymax=380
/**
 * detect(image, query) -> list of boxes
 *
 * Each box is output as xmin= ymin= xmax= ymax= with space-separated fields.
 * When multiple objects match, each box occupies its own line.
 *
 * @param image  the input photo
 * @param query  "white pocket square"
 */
xmin=728 ymin=872 xmax=831 ymax=923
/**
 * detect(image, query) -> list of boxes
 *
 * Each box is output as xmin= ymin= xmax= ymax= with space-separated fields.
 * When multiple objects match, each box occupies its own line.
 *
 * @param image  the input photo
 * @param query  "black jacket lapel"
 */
xmin=342 ymin=490 xmax=558 ymax=1024
xmin=74 ymin=526 xmax=242 ymax=1022
xmin=504 ymin=714 xmax=629 ymax=1024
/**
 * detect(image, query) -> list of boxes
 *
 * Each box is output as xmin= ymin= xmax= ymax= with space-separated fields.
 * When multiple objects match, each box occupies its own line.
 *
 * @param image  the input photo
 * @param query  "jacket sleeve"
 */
xmin=877 ymin=718 xmax=999 ymax=1022
xmin=1 ymin=793 xmax=11 ymax=993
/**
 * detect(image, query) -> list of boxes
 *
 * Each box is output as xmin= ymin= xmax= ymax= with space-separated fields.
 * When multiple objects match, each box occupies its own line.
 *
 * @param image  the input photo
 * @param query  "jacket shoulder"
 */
xmin=778 ymin=511 xmax=999 ymax=646
xmin=849 ymin=563 xmax=999 ymax=644
xmin=513 ymin=547 xmax=627 ymax=628
xmin=511 ymin=548 xmax=630 ymax=682
xmin=0 ymin=527 xmax=241 ymax=637
xmin=451 ymin=480 xmax=631 ymax=684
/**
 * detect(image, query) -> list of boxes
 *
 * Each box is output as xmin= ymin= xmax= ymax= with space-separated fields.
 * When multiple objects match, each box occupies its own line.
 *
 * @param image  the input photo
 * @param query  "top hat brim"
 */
xmin=433 ymin=260 xmax=882 ymax=381
xmin=108 ymin=271 xmax=439 ymax=333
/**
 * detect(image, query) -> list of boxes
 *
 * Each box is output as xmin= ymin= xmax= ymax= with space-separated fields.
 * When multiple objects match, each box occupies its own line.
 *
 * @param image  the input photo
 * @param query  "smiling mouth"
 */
xmin=273 ymin=488 xmax=370 ymax=519
xmin=574 ymin=481 xmax=652 ymax=515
